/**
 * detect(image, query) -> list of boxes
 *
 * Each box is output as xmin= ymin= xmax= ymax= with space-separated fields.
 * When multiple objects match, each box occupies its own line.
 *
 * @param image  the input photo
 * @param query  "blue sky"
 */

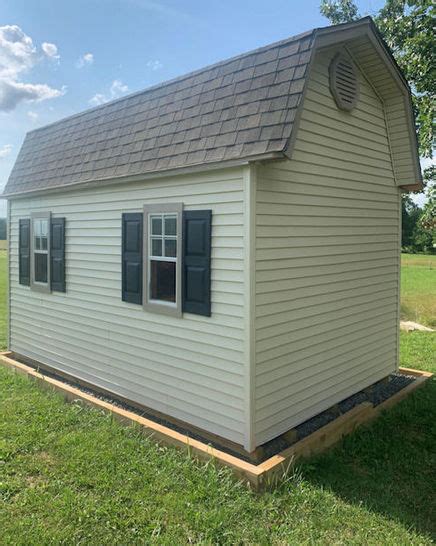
xmin=0 ymin=0 xmax=421 ymax=216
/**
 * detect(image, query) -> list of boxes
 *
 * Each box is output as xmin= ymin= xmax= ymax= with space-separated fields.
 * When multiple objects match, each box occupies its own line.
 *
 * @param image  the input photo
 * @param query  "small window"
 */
xmin=144 ymin=203 xmax=182 ymax=316
xmin=31 ymin=212 xmax=51 ymax=291
xmin=149 ymin=213 xmax=177 ymax=303
xmin=33 ymin=218 xmax=49 ymax=282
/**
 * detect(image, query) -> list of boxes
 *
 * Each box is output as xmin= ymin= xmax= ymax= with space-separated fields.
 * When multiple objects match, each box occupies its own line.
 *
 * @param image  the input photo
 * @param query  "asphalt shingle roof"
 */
xmin=3 ymin=29 xmax=315 ymax=196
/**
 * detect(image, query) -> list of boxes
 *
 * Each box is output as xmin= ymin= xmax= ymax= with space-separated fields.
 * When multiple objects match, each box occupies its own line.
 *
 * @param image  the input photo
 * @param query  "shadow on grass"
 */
xmin=300 ymin=378 xmax=436 ymax=539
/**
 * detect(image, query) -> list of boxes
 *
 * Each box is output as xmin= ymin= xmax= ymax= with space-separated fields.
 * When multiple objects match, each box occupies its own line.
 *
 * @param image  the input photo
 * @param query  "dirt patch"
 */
xmin=36 ymin=451 xmax=56 ymax=465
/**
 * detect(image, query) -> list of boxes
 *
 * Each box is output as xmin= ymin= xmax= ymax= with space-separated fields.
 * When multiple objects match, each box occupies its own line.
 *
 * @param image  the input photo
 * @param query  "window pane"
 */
xmin=40 ymin=236 xmax=48 ymax=251
xmin=164 ymin=238 xmax=177 ymax=257
xmin=35 ymin=253 xmax=48 ymax=283
xmin=34 ymin=219 xmax=41 ymax=237
xmin=40 ymin=220 xmax=48 ymax=237
xmin=151 ymin=238 xmax=162 ymax=256
xmin=150 ymin=260 xmax=176 ymax=303
xmin=35 ymin=236 xmax=41 ymax=250
xmin=151 ymin=216 xmax=162 ymax=235
xmin=164 ymin=216 xmax=177 ymax=236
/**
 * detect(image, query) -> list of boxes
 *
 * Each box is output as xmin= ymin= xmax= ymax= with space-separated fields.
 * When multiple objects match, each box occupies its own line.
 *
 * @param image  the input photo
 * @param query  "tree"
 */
xmin=420 ymin=179 xmax=435 ymax=249
xmin=401 ymin=196 xmax=434 ymax=252
xmin=401 ymin=196 xmax=421 ymax=249
xmin=319 ymin=0 xmax=434 ymax=161
xmin=320 ymin=0 xmax=359 ymax=23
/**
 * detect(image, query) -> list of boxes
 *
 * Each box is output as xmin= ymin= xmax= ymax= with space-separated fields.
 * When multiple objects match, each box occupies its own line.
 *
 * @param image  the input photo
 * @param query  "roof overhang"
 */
xmin=1 ymin=152 xmax=283 ymax=200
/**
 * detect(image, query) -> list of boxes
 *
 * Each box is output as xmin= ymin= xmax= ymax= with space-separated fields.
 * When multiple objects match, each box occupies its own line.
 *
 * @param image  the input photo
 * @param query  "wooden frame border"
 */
xmin=0 ymin=351 xmax=432 ymax=490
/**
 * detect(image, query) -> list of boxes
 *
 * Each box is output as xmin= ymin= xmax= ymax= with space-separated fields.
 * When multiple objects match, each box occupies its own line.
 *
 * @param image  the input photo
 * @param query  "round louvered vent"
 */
xmin=329 ymin=53 xmax=359 ymax=111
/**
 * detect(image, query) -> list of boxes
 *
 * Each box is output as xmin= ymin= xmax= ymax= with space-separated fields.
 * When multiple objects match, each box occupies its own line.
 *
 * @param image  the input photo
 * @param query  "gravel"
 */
xmin=368 ymin=372 xmax=415 ymax=406
xmin=15 ymin=354 xmax=416 ymax=465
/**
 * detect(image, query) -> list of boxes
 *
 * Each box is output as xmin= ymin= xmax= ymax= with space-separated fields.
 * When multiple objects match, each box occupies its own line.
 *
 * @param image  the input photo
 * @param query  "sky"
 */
xmin=0 ymin=0 xmax=428 ymax=217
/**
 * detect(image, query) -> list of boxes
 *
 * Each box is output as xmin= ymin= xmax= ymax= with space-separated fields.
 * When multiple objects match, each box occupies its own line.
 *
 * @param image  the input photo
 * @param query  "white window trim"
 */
xmin=143 ymin=203 xmax=183 ymax=317
xmin=30 ymin=211 xmax=51 ymax=293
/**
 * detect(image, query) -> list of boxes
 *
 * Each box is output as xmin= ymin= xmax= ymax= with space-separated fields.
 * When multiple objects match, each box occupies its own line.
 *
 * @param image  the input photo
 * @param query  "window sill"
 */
xmin=143 ymin=300 xmax=182 ymax=318
xmin=30 ymin=282 xmax=50 ymax=294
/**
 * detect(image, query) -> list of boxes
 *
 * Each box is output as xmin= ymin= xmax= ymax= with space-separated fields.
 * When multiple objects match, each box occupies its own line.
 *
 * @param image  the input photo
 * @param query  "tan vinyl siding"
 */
xmin=254 ymin=48 xmax=401 ymax=446
xmin=348 ymin=36 xmax=419 ymax=187
xmin=9 ymin=167 xmax=247 ymax=445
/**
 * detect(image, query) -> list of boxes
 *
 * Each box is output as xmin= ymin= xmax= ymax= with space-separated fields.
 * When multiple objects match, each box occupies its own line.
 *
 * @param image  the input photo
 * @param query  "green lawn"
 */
xmin=0 ymin=251 xmax=435 ymax=544
xmin=401 ymin=253 xmax=436 ymax=328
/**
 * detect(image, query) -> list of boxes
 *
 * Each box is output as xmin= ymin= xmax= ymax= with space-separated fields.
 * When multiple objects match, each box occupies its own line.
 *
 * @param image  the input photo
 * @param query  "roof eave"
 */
xmin=1 ymin=151 xmax=285 ymax=199
xmin=399 ymin=183 xmax=424 ymax=193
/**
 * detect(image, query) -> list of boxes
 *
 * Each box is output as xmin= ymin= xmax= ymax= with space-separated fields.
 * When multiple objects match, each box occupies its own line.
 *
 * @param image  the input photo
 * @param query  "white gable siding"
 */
xmin=9 ymin=167 xmax=247 ymax=445
xmin=254 ymin=48 xmax=401 ymax=446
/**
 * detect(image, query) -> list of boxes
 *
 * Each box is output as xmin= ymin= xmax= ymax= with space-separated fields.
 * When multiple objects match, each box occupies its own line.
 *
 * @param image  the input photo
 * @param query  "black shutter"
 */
xmin=182 ymin=210 xmax=212 ymax=316
xmin=19 ymin=218 xmax=30 ymax=286
xmin=51 ymin=218 xmax=66 ymax=292
xmin=122 ymin=213 xmax=143 ymax=304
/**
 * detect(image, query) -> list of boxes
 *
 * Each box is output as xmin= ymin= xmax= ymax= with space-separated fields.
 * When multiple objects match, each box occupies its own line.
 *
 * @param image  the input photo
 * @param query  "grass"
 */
xmin=0 ymin=239 xmax=7 ymax=250
xmin=0 ymin=252 xmax=435 ymax=544
xmin=401 ymin=253 xmax=436 ymax=328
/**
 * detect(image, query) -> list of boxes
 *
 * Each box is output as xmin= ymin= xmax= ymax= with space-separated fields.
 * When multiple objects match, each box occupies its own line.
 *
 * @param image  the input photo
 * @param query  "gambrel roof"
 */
xmin=3 ymin=17 xmax=422 ymax=197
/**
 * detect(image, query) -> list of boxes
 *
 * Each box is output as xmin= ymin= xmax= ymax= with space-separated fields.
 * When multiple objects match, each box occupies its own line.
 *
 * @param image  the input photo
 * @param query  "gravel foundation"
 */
xmin=12 ymin=355 xmax=416 ymax=465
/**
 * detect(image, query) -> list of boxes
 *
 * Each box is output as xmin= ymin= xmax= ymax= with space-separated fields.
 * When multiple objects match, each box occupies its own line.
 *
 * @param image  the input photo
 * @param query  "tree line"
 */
xmin=402 ymin=192 xmax=435 ymax=253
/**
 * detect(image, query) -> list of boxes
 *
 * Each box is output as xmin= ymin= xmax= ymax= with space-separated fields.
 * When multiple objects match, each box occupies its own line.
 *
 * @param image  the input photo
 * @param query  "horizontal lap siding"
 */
xmin=9 ymin=168 xmax=246 ymax=444
xmin=254 ymin=49 xmax=400 ymax=445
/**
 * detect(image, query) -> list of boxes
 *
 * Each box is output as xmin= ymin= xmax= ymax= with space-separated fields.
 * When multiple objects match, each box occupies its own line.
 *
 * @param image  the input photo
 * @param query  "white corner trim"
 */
xmin=396 ymin=192 xmax=402 ymax=371
xmin=243 ymin=163 xmax=257 ymax=452
xmin=7 ymin=200 xmax=11 ymax=350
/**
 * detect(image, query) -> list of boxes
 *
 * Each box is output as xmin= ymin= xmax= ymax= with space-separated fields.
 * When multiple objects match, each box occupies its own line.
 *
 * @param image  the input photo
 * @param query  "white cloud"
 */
xmin=89 ymin=79 xmax=129 ymax=106
xmin=41 ymin=42 xmax=59 ymax=60
xmin=27 ymin=110 xmax=38 ymax=122
xmin=0 ymin=79 xmax=65 ymax=111
xmin=111 ymin=79 xmax=128 ymax=94
xmin=76 ymin=52 xmax=94 ymax=68
xmin=0 ymin=144 xmax=12 ymax=158
xmin=146 ymin=59 xmax=163 ymax=71
xmin=0 ymin=25 xmax=65 ymax=112
xmin=0 ymin=25 xmax=36 ymax=78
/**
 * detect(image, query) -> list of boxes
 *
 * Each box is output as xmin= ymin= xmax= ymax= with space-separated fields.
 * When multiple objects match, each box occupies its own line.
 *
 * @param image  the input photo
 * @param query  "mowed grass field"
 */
xmin=401 ymin=253 xmax=436 ymax=328
xmin=0 ymin=249 xmax=435 ymax=544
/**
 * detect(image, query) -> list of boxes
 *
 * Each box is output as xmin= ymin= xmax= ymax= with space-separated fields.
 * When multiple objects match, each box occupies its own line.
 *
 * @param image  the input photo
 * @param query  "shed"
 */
xmin=2 ymin=17 xmax=422 ymax=455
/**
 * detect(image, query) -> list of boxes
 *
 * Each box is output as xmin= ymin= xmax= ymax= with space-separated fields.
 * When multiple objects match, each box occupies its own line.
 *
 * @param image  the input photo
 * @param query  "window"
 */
xmin=33 ymin=218 xmax=49 ymax=283
xmin=31 ymin=212 xmax=51 ymax=291
xmin=122 ymin=207 xmax=212 ymax=316
xmin=143 ymin=203 xmax=182 ymax=316
xmin=149 ymin=213 xmax=177 ymax=303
